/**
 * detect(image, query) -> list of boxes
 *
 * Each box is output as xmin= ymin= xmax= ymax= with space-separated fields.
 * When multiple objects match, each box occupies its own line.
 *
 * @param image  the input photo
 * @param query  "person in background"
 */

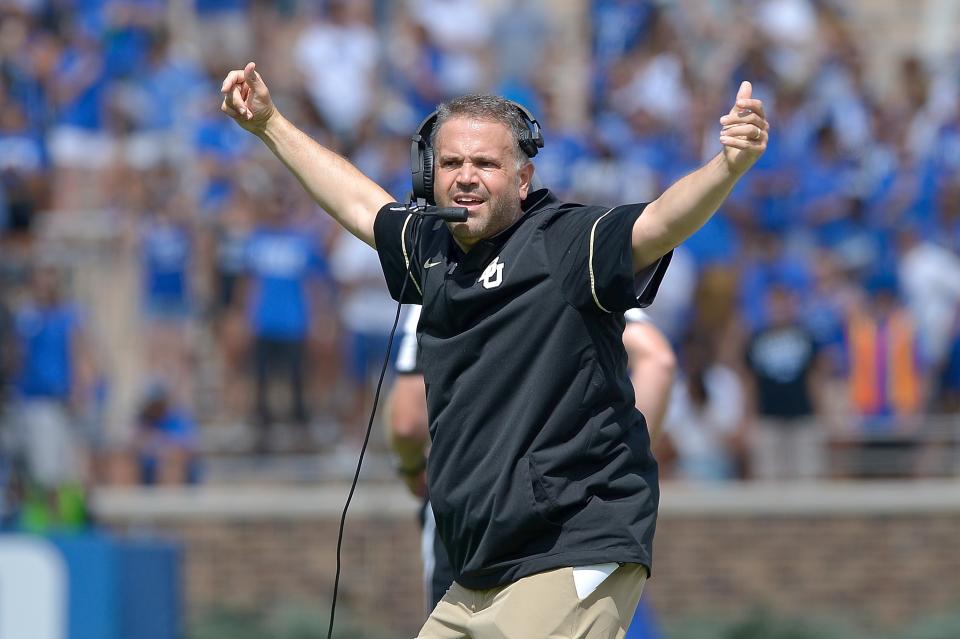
xmin=328 ymin=225 xmax=398 ymax=444
xmin=240 ymin=192 xmax=330 ymax=451
xmin=935 ymin=317 xmax=960 ymax=413
xmin=0 ymin=280 xmax=12 ymax=410
xmin=209 ymin=186 xmax=255 ymax=424
xmin=844 ymin=270 xmax=929 ymax=478
xmin=895 ymin=225 xmax=960 ymax=374
xmin=622 ymin=309 xmax=676 ymax=444
xmin=10 ymin=263 xmax=96 ymax=491
xmin=662 ymin=333 xmax=744 ymax=481
xmin=140 ymin=191 xmax=197 ymax=408
xmin=741 ymin=282 xmax=828 ymax=480
xmin=7 ymin=263 xmax=96 ymax=533
xmin=0 ymin=283 xmax=14 ymax=527
xmin=135 ymin=381 xmax=201 ymax=485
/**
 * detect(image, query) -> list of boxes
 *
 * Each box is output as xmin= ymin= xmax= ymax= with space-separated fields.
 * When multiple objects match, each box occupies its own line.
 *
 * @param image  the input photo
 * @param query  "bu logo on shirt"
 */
xmin=479 ymin=256 xmax=504 ymax=289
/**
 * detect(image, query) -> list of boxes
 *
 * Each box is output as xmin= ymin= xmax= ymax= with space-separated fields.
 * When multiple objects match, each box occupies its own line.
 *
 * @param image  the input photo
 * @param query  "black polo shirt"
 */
xmin=374 ymin=189 xmax=671 ymax=589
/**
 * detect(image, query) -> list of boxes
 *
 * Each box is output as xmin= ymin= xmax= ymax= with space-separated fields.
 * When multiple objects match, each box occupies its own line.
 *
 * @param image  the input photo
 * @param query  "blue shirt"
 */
xmin=54 ymin=46 xmax=106 ymax=130
xmin=14 ymin=304 xmax=82 ymax=399
xmin=245 ymin=227 xmax=326 ymax=339
xmin=142 ymin=220 xmax=191 ymax=308
xmin=534 ymin=128 xmax=592 ymax=195
xmin=146 ymin=409 xmax=197 ymax=447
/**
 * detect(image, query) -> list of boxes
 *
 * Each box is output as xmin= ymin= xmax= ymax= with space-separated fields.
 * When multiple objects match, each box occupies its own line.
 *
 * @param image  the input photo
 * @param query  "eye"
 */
xmin=439 ymin=158 xmax=461 ymax=169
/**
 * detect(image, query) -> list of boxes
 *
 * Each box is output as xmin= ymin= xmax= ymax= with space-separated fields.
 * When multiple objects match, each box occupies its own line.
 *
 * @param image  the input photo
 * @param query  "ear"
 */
xmin=518 ymin=162 xmax=535 ymax=200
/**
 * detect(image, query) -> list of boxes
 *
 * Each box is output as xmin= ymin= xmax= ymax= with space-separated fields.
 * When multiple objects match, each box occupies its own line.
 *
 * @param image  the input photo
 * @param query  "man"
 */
xmin=241 ymin=196 xmax=328 ymax=450
xmin=10 ymin=263 xmax=96 ymax=490
xmin=221 ymin=62 xmax=767 ymax=638
xmin=743 ymin=283 xmax=828 ymax=480
xmin=387 ymin=305 xmax=674 ymax=634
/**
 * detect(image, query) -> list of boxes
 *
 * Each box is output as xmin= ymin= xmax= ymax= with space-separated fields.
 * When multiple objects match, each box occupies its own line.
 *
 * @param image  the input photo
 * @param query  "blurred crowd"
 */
xmin=0 ymin=0 xmax=959 ymax=525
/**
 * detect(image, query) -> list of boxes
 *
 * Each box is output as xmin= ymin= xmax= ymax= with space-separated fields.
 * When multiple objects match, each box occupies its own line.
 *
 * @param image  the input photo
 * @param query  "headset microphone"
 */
xmin=410 ymin=204 xmax=468 ymax=222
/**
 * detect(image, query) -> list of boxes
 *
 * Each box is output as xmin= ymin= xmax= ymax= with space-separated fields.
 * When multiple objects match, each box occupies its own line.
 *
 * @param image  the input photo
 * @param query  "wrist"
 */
xmin=254 ymin=109 xmax=284 ymax=141
xmin=719 ymin=146 xmax=757 ymax=178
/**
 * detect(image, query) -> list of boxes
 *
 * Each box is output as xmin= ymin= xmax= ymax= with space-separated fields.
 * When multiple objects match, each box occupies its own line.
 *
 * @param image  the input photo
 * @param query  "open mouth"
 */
xmin=452 ymin=194 xmax=485 ymax=210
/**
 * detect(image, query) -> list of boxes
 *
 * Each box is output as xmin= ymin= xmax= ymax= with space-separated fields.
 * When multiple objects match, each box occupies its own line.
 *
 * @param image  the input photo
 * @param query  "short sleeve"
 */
xmin=394 ymin=305 xmax=422 ymax=375
xmin=545 ymin=204 xmax=672 ymax=313
xmin=624 ymin=308 xmax=650 ymax=324
xmin=373 ymin=203 xmax=424 ymax=304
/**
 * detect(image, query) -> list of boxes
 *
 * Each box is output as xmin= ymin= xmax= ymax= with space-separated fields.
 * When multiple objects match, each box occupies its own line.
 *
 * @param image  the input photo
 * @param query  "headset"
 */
xmin=410 ymin=100 xmax=545 ymax=205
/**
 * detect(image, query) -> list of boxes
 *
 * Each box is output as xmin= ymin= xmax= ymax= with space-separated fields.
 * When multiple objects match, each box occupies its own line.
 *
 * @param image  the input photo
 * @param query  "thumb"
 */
xmin=244 ymin=62 xmax=260 ymax=87
xmin=737 ymin=80 xmax=752 ymax=102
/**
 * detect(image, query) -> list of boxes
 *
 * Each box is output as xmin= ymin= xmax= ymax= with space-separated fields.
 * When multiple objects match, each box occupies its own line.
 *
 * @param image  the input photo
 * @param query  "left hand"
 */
xmin=220 ymin=62 xmax=277 ymax=136
xmin=719 ymin=80 xmax=768 ymax=175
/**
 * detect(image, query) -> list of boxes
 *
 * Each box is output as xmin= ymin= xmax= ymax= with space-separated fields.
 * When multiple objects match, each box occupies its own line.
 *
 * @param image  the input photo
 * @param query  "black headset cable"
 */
xmin=326 ymin=217 xmax=422 ymax=639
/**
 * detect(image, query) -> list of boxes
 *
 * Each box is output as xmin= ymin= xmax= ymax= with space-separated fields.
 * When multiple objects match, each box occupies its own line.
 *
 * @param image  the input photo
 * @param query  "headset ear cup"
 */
xmin=511 ymin=102 xmax=543 ymax=158
xmin=412 ymin=110 xmax=440 ymax=204
xmin=519 ymin=135 xmax=537 ymax=159
xmin=422 ymin=146 xmax=435 ymax=205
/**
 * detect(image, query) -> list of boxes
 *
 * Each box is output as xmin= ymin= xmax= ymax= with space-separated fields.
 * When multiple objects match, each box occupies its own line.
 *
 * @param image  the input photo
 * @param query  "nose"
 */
xmin=455 ymin=161 xmax=479 ymax=188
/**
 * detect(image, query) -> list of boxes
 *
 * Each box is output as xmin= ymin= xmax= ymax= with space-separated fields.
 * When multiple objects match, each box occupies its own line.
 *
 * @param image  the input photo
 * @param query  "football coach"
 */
xmin=221 ymin=62 xmax=767 ymax=639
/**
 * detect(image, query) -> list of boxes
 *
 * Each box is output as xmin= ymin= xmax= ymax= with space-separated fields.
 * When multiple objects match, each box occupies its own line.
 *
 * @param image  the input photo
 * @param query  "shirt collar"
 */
xmin=448 ymin=189 xmax=556 ymax=267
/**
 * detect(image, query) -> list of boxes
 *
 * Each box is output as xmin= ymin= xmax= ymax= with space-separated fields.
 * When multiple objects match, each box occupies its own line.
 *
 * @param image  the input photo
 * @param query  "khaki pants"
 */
xmin=751 ymin=417 xmax=824 ymax=480
xmin=416 ymin=563 xmax=646 ymax=639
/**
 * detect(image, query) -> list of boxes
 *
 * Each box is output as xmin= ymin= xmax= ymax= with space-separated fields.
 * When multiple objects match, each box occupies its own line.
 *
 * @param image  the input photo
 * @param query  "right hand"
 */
xmin=220 ymin=62 xmax=276 ymax=134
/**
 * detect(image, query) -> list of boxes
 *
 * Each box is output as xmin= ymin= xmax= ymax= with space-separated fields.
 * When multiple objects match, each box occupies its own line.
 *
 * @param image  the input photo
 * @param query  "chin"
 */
xmin=450 ymin=220 xmax=487 ymax=245
xmin=450 ymin=220 xmax=477 ymax=237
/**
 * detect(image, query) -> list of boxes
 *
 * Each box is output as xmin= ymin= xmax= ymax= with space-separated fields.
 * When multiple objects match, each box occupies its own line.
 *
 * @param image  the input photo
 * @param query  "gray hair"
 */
xmin=429 ymin=95 xmax=532 ymax=168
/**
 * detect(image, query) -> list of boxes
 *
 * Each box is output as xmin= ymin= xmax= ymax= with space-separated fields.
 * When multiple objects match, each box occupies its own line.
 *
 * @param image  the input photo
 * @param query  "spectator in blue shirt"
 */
xmin=135 ymin=381 xmax=201 ymax=485
xmin=242 ymin=198 xmax=329 ymax=450
xmin=0 ymin=282 xmax=12 ymax=410
xmin=139 ymin=194 xmax=197 ymax=410
xmin=11 ymin=263 xmax=95 ymax=489
xmin=142 ymin=207 xmax=193 ymax=321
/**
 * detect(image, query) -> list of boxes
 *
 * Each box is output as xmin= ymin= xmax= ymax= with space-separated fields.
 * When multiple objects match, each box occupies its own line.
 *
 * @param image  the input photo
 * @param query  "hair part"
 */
xmin=430 ymin=95 xmax=532 ymax=169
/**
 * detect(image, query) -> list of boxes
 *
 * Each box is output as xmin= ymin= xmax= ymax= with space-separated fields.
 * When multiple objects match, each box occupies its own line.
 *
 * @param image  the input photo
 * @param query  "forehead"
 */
xmin=434 ymin=117 xmax=514 ymax=157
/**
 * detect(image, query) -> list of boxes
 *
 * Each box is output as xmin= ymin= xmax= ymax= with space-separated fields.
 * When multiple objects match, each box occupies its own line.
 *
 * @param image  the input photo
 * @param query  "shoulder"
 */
xmin=374 ymin=203 xmax=447 ymax=249
xmin=541 ymin=201 xmax=648 ymax=235
xmin=539 ymin=202 xmax=604 ymax=236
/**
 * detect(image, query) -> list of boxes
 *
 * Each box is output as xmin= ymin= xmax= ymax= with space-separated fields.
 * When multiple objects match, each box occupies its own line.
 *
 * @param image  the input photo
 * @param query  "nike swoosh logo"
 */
xmin=424 ymin=259 xmax=443 ymax=268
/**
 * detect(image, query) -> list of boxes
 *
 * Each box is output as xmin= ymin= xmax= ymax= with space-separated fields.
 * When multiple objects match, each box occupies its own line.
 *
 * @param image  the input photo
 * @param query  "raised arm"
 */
xmin=220 ymin=62 xmax=393 ymax=248
xmin=632 ymin=81 xmax=768 ymax=270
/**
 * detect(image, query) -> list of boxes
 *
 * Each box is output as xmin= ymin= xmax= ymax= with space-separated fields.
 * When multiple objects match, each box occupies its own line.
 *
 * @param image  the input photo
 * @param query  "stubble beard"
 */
xmin=442 ymin=183 xmax=522 ymax=248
